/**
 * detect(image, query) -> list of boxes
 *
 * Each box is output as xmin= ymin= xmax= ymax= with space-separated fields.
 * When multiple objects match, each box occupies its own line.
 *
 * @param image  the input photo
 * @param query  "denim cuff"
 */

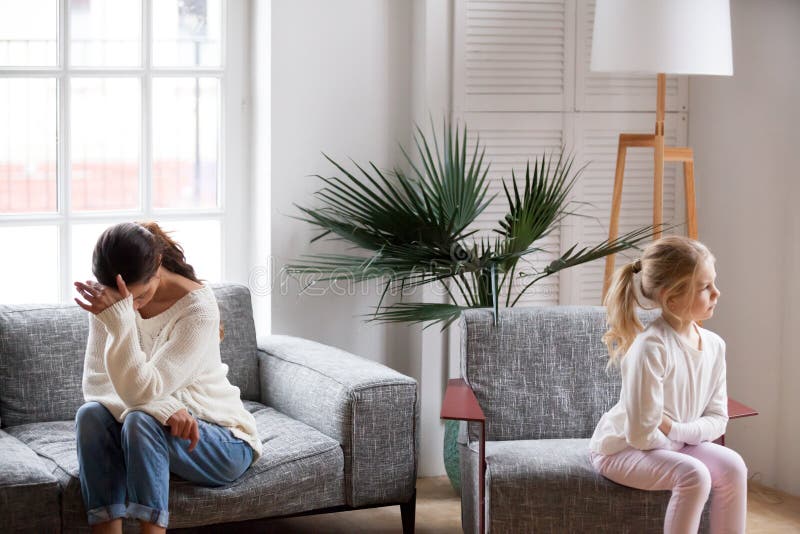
xmin=126 ymin=501 xmax=170 ymax=528
xmin=87 ymin=503 xmax=127 ymax=526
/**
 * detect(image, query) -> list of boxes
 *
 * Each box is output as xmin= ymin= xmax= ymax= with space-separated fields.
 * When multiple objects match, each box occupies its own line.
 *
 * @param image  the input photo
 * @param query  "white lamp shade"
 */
xmin=591 ymin=0 xmax=733 ymax=76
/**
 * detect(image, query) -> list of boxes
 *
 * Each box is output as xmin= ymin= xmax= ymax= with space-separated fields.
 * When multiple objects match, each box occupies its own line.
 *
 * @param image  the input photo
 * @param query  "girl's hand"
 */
xmin=73 ymin=274 xmax=130 ymax=315
xmin=166 ymin=408 xmax=200 ymax=452
xmin=659 ymin=414 xmax=673 ymax=436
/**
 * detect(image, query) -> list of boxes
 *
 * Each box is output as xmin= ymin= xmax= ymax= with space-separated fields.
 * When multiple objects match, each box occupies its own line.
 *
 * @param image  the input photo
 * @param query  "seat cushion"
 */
xmin=0 ymin=430 xmax=61 ymax=533
xmin=5 ymin=401 xmax=345 ymax=532
xmin=479 ymin=438 xmax=710 ymax=533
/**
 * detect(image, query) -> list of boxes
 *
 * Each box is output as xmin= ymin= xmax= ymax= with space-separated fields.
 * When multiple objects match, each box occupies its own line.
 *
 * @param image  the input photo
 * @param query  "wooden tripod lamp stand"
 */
xmin=591 ymin=0 xmax=734 ymax=302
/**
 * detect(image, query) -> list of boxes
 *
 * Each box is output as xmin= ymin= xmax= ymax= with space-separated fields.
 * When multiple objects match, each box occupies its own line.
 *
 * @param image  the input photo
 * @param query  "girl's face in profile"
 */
xmin=668 ymin=258 xmax=721 ymax=323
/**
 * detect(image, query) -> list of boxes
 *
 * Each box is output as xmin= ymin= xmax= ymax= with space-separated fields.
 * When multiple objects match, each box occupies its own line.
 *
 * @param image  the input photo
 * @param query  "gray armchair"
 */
xmin=0 ymin=283 xmax=418 ymax=533
xmin=450 ymin=306 xmax=711 ymax=533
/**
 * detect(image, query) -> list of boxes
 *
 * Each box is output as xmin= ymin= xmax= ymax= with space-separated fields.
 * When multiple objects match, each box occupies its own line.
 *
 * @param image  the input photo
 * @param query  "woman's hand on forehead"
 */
xmin=73 ymin=274 xmax=131 ymax=315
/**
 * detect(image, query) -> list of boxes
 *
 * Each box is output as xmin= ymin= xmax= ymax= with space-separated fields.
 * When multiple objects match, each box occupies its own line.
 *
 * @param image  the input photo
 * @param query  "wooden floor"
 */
xmin=204 ymin=476 xmax=800 ymax=533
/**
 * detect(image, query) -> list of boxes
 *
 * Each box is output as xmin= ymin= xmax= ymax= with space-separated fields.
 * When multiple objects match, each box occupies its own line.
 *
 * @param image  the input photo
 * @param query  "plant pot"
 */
xmin=443 ymin=419 xmax=461 ymax=494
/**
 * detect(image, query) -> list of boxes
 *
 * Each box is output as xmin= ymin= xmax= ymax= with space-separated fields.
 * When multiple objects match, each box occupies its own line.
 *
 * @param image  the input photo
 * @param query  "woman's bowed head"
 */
xmin=73 ymin=221 xmax=195 ymax=316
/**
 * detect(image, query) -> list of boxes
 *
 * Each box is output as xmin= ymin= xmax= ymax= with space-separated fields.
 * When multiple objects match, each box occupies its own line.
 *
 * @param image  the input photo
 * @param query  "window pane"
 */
xmin=165 ymin=220 xmax=221 ymax=282
xmin=152 ymin=77 xmax=218 ymax=209
xmin=0 ymin=78 xmax=58 ymax=213
xmin=70 ymin=0 xmax=142 ymax=67
xmin=70 ymin=222 xmax=108 ymax=287
xmin=70 ymin=78 xmax=140 ymax=211
xmin=0 ymin=225 xmax=59 ymax=303
xmin=0 ymin=0 xmax=57 ymax=67
xmin=152 ymin=0 xmax=222 ymax=68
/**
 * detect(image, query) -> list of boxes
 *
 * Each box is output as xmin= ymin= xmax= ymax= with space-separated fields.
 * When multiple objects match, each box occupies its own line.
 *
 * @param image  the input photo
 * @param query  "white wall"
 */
xmin=688 ymin=0 xmax=800 ymax=495
xmin=270 ymin=0 xmax=417 ymax=372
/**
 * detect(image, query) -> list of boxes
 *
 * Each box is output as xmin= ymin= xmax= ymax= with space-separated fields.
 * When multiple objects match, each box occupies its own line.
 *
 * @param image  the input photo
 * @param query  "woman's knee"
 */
xmin=121 ymin=411 xmax=163 ymax=444
xmin=75 ymin=401 xmax=113 ymax=430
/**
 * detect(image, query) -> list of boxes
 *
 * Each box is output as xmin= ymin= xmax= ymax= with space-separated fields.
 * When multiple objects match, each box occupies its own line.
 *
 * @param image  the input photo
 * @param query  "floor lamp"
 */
xmin=592 ymin=0 xmax=733 ymax=302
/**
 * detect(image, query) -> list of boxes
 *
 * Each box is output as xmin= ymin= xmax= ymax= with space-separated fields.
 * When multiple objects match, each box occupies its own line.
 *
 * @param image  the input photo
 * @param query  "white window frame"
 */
xmin=0 ymin=0 xmax=251 ymax=303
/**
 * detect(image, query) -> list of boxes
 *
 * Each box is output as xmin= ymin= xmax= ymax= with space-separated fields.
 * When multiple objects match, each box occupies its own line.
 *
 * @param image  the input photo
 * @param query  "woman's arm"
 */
xmin=94 ymin=294 xmax=217 ymax=407
xmin=83 ymin=313 xmax=189 ymax=423
xmin=623 ymin=341 xmax=677 ymax=451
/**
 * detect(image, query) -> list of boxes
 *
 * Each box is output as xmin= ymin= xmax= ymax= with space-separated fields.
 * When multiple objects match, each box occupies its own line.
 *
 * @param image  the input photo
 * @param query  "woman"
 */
xmin=73 ymin=221 xmax=262 ymax=534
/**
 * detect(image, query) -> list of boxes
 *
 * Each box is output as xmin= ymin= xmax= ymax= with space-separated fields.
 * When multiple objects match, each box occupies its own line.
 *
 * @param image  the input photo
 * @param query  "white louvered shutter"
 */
xmin=574 ymin=0 xmax=688 ymax=112
xmin=567 ymin=112 xmax=688 ymax=304
xmin=459 ymin=112 xmax=570 ymax=307
xmin=453 ymin=0 xmax=576 ymax=113
xmin=450 ymin=0 xmax=690 ymax=308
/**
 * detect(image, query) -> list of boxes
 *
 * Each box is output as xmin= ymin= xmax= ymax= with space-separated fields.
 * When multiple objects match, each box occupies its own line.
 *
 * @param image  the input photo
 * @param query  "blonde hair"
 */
xmin=602 ymin=236 xmax=715 ymax=367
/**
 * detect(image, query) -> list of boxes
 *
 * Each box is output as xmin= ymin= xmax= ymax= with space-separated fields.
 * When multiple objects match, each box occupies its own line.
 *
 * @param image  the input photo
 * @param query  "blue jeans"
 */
xmin=75 ymin=401 xmax=253 ymax=528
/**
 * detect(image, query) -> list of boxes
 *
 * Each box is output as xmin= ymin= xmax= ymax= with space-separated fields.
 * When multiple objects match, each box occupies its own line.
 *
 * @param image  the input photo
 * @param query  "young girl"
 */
xmin=73 ymin=221 xmax=262 ymax=534
xmin=589 ymin=236 xmax=747 ymax=534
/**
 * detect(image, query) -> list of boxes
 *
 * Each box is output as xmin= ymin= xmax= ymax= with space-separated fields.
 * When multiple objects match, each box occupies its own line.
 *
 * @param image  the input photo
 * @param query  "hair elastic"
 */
xmin=632 ymin=258 xmax=642 ymax=273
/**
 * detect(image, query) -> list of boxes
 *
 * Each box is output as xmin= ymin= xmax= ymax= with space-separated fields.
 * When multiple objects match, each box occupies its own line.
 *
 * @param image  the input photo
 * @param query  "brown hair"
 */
xmin=91 ymin=221 xmax=224 ymax=342
xmin=602 ymin=235 xmax=715 ymax=367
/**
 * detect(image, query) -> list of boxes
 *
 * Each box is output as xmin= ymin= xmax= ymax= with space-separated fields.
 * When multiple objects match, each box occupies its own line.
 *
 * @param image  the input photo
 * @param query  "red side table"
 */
xmin=714 ymin=398 xmax=759 ymax=446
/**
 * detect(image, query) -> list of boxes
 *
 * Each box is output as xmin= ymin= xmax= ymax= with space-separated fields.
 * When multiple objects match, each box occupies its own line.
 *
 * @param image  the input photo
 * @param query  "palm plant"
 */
xmin=286 ymin=120 xmax=670 ymax=330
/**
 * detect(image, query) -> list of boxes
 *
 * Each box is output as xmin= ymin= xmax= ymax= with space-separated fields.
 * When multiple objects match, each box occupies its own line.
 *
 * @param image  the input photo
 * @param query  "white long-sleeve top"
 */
xmin=589 ymin=315 xmax=728 ymax=456
xmin=81 ymin=284 xmax=263 ymax=463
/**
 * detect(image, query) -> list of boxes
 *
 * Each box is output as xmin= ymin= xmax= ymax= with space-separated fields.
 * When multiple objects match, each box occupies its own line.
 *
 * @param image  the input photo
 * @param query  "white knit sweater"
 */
xmin=589 ymin=315 xmax=728 ymax=456
xmin=81 ymin=284 xmax=262 ymax=462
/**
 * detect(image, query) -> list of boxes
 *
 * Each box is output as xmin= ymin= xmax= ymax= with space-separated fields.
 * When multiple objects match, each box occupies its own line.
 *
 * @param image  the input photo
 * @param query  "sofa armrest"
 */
xmin=257 ymin=334 xmax=418 ymax=507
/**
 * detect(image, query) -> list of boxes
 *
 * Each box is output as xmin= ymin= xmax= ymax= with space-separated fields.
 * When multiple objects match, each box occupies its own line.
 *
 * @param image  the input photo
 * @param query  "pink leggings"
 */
xmin=591 ymin=442 xmax=747 ymax=534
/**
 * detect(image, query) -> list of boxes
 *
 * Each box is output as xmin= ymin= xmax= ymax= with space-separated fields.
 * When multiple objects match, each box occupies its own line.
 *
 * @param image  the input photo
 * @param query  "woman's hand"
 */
xmin=166 ymin=408 xmax=200 ymax=452
xmin=73 ymin=274 xmax=130 ymax=315
xmin=659 ymin=414 xmax=673 ymax=436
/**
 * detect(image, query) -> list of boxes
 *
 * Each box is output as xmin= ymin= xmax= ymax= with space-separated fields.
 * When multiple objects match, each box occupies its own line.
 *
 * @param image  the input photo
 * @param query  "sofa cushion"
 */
xmin=0 ymin=429 xmax=62 ymax=533
xmin=479 ymin=438 xmax=710 ymax=533
xmin=0 ymin=283 xmax=260 ymax=428
xmin=0 ymin=303 xmax=87 ymax=429
xmin=459 ymin=306 xmax=660 ymax=441
xmin=5 ymin=400 xmax=345 ymax=531
xmin=209 ymin=284 xmax=260 ymax=402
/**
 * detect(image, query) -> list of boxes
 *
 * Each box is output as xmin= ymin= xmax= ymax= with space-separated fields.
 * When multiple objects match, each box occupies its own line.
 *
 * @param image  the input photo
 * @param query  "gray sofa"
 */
xmin=456 ymin=306 xmax=711 ymax=533
xmin=0 ymin=283 xmax=418 ymax=533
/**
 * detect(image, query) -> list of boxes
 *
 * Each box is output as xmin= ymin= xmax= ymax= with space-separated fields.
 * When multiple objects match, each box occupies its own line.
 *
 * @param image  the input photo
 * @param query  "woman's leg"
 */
xmin=75 ymin=402 xmax=127 ymax=532
xmin=679 ymin=442 xmax=747 ymax=534
xmin=120 ymin=411 xmax=172 ymax=530
xmin=120 ymin=411 xmax=254 ymax=532
xmin=591 ymin=447 xmax=712 ymax=534
xmin=165 ymin=418 xmax=254 ymax=487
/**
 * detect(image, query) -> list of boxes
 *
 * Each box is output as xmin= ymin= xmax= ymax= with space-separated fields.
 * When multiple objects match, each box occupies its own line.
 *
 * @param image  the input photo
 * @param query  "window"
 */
xmin=0 ymin=0 xmax=250 ymax=304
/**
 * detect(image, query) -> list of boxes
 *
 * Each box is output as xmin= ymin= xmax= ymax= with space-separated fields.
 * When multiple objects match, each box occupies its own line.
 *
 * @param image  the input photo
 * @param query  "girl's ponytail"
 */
xmin=602 ymin=260 xmax=645 ymax=368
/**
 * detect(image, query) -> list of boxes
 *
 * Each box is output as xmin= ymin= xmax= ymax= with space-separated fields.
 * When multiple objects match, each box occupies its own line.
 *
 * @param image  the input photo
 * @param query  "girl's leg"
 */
xmin=591 ymin=447 xmax=712 ymax=534
xmin=75 ymin=402 xmax=127 ymax=529
xmin=679 ymin=442 xmax=747 ymax=534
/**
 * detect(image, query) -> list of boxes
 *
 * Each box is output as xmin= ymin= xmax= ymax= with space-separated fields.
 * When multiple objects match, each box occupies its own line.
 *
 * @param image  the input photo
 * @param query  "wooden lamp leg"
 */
xmin=683 ymin=159 xmax=698 ymax=239
xmin=602 ymin=137 xmax=628 ymax=302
